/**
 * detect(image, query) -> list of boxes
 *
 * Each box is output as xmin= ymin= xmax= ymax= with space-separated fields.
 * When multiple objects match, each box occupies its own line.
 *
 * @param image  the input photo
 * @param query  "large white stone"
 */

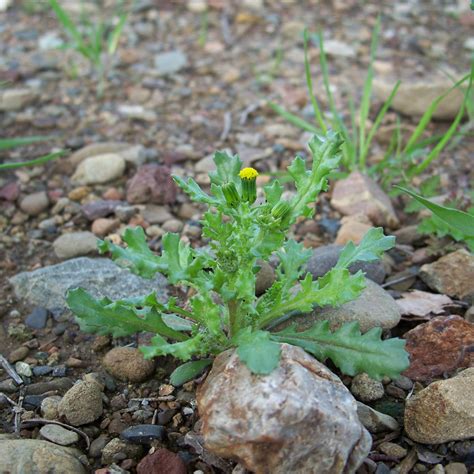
xmin=197 ymin=344 xmax=371 ymax=474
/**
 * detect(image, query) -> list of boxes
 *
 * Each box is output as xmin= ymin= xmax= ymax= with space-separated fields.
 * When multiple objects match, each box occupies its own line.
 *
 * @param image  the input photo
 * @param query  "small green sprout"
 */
xmin=67 ymin=132 xmax=409 ymax=384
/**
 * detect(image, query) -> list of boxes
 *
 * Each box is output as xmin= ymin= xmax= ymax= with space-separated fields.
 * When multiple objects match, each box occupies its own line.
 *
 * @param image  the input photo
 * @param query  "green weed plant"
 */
xmin=68 ymin=132 xmax=409 ymax=385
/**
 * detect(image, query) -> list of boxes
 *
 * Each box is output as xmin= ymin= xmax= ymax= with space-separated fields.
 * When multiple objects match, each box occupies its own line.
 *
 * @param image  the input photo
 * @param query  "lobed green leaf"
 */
xmin=271 ymin=321 xmax=410 ymax=380
xmin=66 ymin=288 xmax=187 ymax=341
xmin=336 ymin=227 xmax=395 ymax=269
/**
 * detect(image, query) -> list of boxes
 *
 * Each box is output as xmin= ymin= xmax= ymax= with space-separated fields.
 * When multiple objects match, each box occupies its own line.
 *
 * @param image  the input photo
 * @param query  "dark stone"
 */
xmin=158 ymin=409 xmax=177 ymax=425
xmin=25 ymin=307 xmax=48 ymax=329
xmin=52 ymin=366 xmax=67 ymax=377
xmin=25 ymin=378 xmax=74 ymax=395
xmin=316 ymin=217 xmax=341 ymax=237
xmin=89 ymin=435 xmax=110 ymax=458
xmin=375 ymin=463 xmax=391 ymax=474
xmin=121 ymin=424 xmax=166 ymax=444
xmin=32 ymin=366 xmax=53 ymax=376
xmin=52 ymin=322 xmax=68 ymax=336
xmin=306 ymin=244 xmax=386 ymax=284
xmin=23 ymin=394 xmax=46 ymax=409
xmin=81 ymin=200 xmax=124 ymax=220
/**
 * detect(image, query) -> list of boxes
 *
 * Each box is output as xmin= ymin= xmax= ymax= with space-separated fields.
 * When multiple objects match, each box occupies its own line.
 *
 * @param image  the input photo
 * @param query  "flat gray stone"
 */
xmin=306 ymin=244 xmax=386 ymax=284
xmin=9 ymin=257 xmax=168 ymax=314
xmin=154 ymin=50 xmax=187 ymax=75
xmin=274 ymin=278 xmax=401 ymax=334
xmin=40 ymin=424 xmax=79 ymax=446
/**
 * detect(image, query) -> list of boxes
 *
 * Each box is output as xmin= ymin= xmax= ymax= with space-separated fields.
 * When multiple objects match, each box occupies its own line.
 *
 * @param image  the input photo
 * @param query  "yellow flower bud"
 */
xmin=239 ymin=167 xmax=258 ymax=204
xmin=222 ymin=182 xmax=240 ymax=207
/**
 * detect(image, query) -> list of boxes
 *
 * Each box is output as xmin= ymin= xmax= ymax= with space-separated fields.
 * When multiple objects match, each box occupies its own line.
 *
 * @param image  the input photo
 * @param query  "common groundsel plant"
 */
xmin=67 ymin=132 xmax=409 ymax=385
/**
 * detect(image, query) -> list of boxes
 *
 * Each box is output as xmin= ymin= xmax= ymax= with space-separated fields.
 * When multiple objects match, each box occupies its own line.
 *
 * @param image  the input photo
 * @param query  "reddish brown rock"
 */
xmin=403 ymin=315 xmax=474 ymax=381
xmin=420 ymin=249 xmax=474 ymax=303
xmin=126 ymin=164 xmax=177 ymax=204
xmin=91 ymin=218 xmax=120 ymax=237
xmin=0 ymin=181 xmax=20 ymax=201
xmin=137 ymin=448 xmax=186 ymax=474
xmin=330 ymin=171 xmax=399 ymax=228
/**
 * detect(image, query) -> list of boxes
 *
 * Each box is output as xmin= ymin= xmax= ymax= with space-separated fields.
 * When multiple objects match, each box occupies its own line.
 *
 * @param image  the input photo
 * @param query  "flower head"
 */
xmin=239 ymin=167 xmax=258 ymax=204
xmin=239 ymin=167 xmax=259 ymax=180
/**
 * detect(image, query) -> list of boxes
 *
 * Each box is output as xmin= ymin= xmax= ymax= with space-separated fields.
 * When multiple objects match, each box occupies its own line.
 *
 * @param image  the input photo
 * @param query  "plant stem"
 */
xmin=228 ymin=299 xmax=239 ymax=338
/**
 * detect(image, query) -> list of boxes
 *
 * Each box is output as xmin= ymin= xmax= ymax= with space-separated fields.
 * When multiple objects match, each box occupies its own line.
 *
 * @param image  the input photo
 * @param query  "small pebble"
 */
xmin=9 ymin=346 xmax=29 ymax=363
xmin=102 ymin=347 xmax=155 ymax=383
xmin=15 ymin=361 xmax=32 ymax=377
xmin=378 ymin=441 xmax=407 ymax=459
xmin=41 ymin=396 xmax=62 ymax=420
xmin=350 ymin=373 xmax=385 ymax=402
xmin=19 ymin=191 xmax=49 ymax=216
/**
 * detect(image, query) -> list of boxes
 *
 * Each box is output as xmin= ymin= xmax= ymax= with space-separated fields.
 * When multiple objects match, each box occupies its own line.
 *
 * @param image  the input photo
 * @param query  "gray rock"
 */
xmin=19 ymin=191 xmax=49 ymax=216
xmin=40 ymin=424 xmax=79 ymax=446
xmin=356 ymin=402 xmax=399 ymax=433
xmin=9 ymin=257 xmax=168 ymax=314
xmin=0 ymin=434 xmax=86 ymax=473
xmin=373 ymin=76 xmax=466 ymax=120
xmin=275 ymin=278 xmax=401 ymax=334
xmin=306 ymin=244 xmax=386 ymax=284
xmin=197 ymin=344 xmax=371 ymax=474
xmin=154 ymin=50 xmax=188 ymax=75
xmin=72 ymin=154 xmax=126 ymax=185
xmin=58 ymin=381 xmax=103 ymax=426
xmin=53 ymin=232 xmax=97 ymax=260
xmin=15 ymin=361 xmax=32 ymax=377
xmin=101 ymin=438 xmax=143 ymax=465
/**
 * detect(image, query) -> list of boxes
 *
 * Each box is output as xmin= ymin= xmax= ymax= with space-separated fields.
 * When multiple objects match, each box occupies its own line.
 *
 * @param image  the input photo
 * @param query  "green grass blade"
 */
xmin=48 ymin=0 xmax=85 ymax=50
xmin=268 ymin=102 xmax=319 ymax=133
xmin=396 ymin=186 xmax=474 ymax=237
xmin=317 ymin=32 xmax=354 ymax=168
xmin=108 ymin=12 xmax=128 ymax=55
xmin=362 ymin=80 xmax=400 ymax=162
xmin=0 ymin=150 xmax=66 ymax=171
xmin=0 ymin=135 xmax=53 ymax=151
xmin=403 ymin=73 xmax=470 ymax=154
xmin=409 ymin=71 xmax=473 ymax=177
xmin=358 ymin=16 xmax=380 ymax=170
xmin=303 ymin=29 xmax=327 ymax=132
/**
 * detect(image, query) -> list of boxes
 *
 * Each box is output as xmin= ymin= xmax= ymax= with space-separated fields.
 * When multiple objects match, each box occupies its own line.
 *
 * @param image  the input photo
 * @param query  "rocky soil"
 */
xmin=1 ymin=1 xmax=473 ymax=473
